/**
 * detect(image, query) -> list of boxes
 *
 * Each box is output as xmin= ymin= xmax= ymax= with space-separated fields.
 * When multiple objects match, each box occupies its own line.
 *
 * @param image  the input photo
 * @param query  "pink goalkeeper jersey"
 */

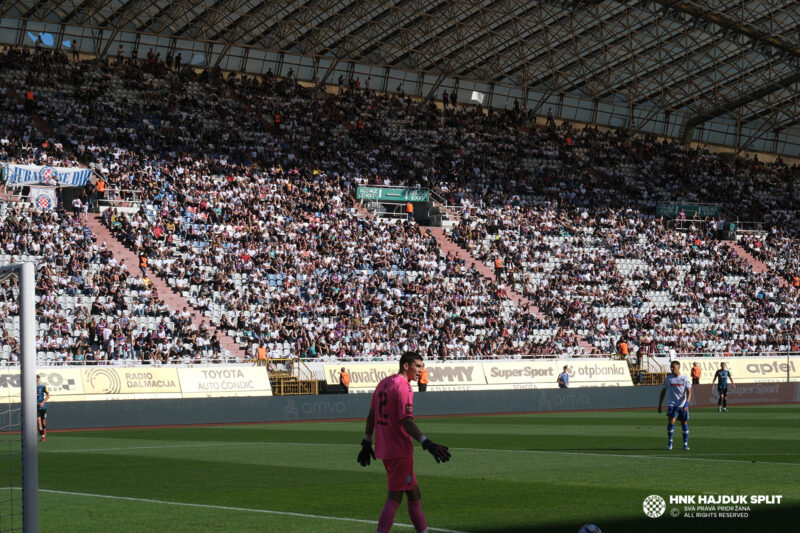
xmin=372 ymin=373 xmax=415 ymax=459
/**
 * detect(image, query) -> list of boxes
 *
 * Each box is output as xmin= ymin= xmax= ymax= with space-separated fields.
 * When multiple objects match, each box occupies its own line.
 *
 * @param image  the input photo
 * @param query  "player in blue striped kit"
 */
xmin=37 ymin=374 xmax=50 ymax=442
xmin=710 ymin=362 xmax=736 ymax=412
xmin=657 ymin=361 xmax=692 ymax=450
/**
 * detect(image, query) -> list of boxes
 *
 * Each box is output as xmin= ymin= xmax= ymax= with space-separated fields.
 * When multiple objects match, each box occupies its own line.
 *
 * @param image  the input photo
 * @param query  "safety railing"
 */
xmin=259 ymin=357 xmax=320 ymax=395
xmin=97 ymin=187 xmax=143 ymax=212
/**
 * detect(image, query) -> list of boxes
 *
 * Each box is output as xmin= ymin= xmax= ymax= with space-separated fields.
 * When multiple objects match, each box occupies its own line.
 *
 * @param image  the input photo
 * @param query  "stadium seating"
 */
xmin=1 ymin=44 xmax=799 ymax=364
xmin=0 ymin=201 xmax=231 ymax=364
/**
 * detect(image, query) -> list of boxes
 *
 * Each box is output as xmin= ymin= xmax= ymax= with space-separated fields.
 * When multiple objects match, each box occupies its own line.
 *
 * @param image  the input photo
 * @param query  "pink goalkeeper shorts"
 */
xmin=383 ymin=457 xmax=417 ymax=492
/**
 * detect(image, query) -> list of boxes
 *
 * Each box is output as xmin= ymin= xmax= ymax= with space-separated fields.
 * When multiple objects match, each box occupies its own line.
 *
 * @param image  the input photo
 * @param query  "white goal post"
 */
xmin=0 ymin=262 xmax=38 ymax=533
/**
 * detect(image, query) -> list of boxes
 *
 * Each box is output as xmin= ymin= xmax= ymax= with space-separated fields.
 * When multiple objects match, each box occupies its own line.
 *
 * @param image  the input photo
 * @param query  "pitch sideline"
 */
xmin=37 ymin=488 xmax=471 ymax=533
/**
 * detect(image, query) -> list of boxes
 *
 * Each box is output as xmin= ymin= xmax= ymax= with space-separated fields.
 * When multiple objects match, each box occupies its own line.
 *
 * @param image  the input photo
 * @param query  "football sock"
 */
xmin=407 ymin=498 xmax=427 ymax=532
xmin=667 ymin=423 xmax=674 ymax=443
xmin=682 ymin=423 xmax=689 ymax=446
xmin=722 ymin=399 xmax=727 ymax=408
xmin=377 ymin=498 xmax=400 ymax=533
xmin=718 ymin=398 xmax=722 ymax=406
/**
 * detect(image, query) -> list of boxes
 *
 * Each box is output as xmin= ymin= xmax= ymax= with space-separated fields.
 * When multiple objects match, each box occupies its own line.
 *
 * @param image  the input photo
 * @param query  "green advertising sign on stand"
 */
xmin=357 ymin=186 xmax=430 ymax=202
xmin=656 ymin=203 xmax=720 ymax=218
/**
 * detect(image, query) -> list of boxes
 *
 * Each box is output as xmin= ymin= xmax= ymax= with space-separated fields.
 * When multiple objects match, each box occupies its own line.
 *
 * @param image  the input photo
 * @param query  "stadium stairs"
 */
xmin=427 ymin=227 xmax=596 ymax=355
xmin=267 ymin=368 xmax=319 ymax=395
xmin=724 ymin=241 xmax=789 ymax=288
xmin=635 ymin=369 xmax=667 ymax=386
xmin=5 ymin=87 xmax=61 ymax=144
xmin=623 ymin=355 xmax=667 ymax=386
xmin=349 ymin=192 xmax=597 ymax=354
xmin=87 ymin=214 xmax=246 ymax=361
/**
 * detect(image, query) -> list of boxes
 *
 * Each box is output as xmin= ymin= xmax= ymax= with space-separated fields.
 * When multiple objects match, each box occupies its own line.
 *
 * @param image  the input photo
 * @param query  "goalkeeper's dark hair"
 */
xmin=398 ymin=351 xmax=423 ymax=373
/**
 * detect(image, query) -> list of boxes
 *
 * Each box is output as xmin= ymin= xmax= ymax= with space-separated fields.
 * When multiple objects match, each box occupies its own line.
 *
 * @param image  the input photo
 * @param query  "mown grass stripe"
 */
xmin=38 ymin=489 xmax=471 ymax=533
xmin=41 ymin=440 xmax=800 ymax=466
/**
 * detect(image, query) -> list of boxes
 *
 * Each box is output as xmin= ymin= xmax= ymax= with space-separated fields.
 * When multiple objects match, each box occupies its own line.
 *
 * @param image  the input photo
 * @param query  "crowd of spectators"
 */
xmin=0 ymin=199 xmax=229 ymax=365
xmin=103 ymin=168 xmax=552 ymax=360
xmin=450 ymin=202 xmax=800 ymax=357
xmin=1 ymin=43 xmax=800 ymax=364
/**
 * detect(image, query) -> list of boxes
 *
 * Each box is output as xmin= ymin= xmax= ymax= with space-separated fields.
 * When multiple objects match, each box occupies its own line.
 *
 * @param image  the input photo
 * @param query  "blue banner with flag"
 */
xmin=3 ymin=163 xmax=91 ymax=187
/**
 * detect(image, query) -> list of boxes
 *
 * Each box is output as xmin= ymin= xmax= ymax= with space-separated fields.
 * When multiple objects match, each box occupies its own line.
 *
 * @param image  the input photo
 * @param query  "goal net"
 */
xmin=0 ymin=263 xmax=37 ymax=533
xmin=1 ymin=356 xmax=23 ymax=531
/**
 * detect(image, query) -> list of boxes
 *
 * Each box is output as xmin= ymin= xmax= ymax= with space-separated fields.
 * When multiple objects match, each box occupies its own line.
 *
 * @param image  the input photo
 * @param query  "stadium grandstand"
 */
xmin=0 ymin=0 xmax=798 ymax=381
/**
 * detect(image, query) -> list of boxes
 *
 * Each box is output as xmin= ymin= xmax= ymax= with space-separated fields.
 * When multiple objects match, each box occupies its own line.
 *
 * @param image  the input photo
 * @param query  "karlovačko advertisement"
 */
xmin=0 ymin=366 xmax=272 ymax=401
xmin=323 ymin=359 xmax=634 ymax=392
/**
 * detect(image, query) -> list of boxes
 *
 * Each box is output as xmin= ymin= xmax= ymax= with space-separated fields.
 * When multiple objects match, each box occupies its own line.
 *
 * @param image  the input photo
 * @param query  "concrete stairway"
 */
xmin=0 ymin=185 xmax=20 ymax=203
xmin=427 ymin=226 xmax=596 ymax=354
xmin=86 ymin=215 xmax=246 ymax=360
xmin=427 ymin=227 xmax=534 ymax=309
xmin=4 ymin=87 xmax=62 ymax=147
xmin=725 ymin=241 xmax=789 ymax=288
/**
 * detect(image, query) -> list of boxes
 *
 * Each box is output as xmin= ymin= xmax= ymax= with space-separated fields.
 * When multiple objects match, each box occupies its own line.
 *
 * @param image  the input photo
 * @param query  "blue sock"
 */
xmin=667 ymin=423 xmax=674 ymax=443
xmin=682 ymin=424 xmax=689 ymax=446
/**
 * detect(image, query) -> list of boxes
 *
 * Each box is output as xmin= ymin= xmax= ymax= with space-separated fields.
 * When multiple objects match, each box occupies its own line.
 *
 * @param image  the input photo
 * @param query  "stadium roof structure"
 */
xmin=1 ymin=0 xmax=798 ymax=157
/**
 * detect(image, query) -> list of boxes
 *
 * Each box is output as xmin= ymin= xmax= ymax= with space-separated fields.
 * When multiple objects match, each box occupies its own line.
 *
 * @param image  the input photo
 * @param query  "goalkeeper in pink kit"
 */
xmin=358 ymin=351 xmax=451 ymax=533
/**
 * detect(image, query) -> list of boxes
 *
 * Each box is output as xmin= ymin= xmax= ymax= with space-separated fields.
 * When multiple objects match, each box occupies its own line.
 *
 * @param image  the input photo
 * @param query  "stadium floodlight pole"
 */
xmin=0 ymin=262 xmax=37 ymax=533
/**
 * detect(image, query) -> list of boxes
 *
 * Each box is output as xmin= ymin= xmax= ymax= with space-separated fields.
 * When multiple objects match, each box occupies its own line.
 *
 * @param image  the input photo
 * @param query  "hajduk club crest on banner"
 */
xmin=29 ymin=185 xmax=57 ymax=212
xmin=39 ymin=166 xmax=58 ymax=185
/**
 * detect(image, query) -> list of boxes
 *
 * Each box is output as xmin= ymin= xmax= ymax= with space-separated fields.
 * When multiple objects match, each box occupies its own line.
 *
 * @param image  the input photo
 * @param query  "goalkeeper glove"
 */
xmin=421 ymin=437 xmax=451 ymax=463
xmin=357 ymin=438 xmax=375 ymax=467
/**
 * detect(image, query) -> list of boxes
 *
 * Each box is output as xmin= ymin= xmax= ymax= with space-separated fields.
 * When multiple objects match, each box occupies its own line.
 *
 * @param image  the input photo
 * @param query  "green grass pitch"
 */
xmin=20 ymin=405 xmax=800 ymax=532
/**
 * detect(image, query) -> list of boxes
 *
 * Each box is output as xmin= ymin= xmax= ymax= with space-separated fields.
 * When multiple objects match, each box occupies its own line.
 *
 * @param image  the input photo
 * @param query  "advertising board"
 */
xmin=179 ymin=367 xmax=272 ymax=398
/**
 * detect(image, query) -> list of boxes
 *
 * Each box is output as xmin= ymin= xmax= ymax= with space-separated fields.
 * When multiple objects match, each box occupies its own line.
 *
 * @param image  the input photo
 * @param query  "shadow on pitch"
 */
xmin=525 ymin=447 xmax=662 ymax=452
xmin=469 ymin=504 xmax=800 ymax=533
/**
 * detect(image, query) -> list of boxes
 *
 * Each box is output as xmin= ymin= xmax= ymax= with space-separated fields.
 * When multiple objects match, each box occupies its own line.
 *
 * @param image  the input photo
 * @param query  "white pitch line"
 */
xmin=44 ymin=441 xmax=263 ymax=454
xmin=42 ymin=441 xmax=800 ymax=466
xmin=675 ymin=453 xmax=797 ymax=457
xmin=451 ymin=446 xmax=800 ymax=466
xmin=38 ymin=489 xmax=471 ymax=533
